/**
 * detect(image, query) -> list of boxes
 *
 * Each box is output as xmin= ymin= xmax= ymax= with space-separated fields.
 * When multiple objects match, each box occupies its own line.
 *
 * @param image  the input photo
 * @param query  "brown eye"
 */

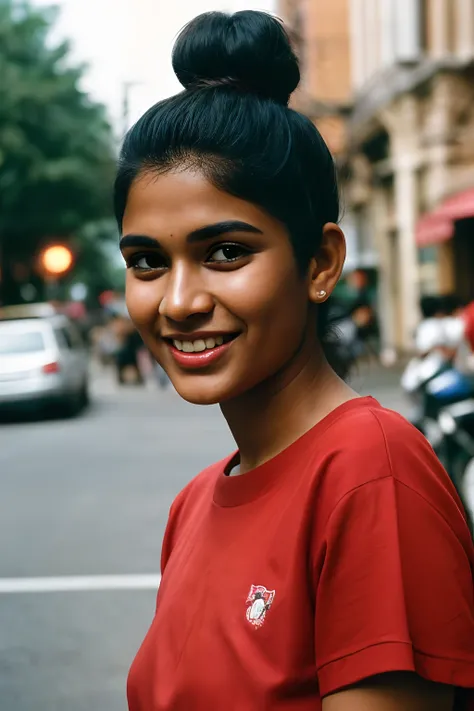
xmin=128 ymin=253 xmax=166 ymax=271
xmin=207 ymin=243 xmax=249 ymax=263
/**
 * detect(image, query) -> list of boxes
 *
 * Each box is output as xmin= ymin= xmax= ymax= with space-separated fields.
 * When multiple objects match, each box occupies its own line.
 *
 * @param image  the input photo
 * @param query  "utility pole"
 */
xmin=122 ymin=81 xmax=141 ymax=136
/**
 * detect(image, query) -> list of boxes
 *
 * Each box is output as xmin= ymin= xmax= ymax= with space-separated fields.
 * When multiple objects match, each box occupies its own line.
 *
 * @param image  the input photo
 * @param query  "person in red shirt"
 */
xmin=115 ymin=10 xmax=474 ymax=711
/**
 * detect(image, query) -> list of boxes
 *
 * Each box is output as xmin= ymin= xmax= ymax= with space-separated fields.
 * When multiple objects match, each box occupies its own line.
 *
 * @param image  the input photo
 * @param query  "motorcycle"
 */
xmin=401 ymin=352 xmax=474 ymax=522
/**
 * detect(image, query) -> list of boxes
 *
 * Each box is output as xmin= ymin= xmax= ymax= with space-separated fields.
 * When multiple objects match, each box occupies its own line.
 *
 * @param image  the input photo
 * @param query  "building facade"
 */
xmin=280 ymin=0 xmax=352 ymax=155
xmin=347 ymin=0 xmax=474 ymax=353
xmin=280 ymin=0 xmax=378 ymax=274
xmin=282 ymin=0 xmax=474 ymax=354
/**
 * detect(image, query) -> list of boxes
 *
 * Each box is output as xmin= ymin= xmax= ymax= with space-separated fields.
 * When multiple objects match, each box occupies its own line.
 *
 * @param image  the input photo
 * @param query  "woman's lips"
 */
xmin=166 ymin=336 xmax=238 ymax=370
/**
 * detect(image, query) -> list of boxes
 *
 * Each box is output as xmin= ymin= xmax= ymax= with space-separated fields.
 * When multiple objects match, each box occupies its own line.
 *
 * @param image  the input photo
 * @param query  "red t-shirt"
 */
xmin=127 ymin=397 xmax=474 ymax=710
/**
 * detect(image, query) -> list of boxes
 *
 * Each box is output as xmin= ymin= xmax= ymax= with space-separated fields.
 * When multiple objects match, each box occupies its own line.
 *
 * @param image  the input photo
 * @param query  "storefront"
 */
xmin=415 ymin=187 xmax=474 ymax=303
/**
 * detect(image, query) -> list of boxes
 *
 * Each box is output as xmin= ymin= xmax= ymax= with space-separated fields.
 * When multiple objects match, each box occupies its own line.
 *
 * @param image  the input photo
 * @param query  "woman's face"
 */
xmin=121 ymin=169 xmax=329 ymax=405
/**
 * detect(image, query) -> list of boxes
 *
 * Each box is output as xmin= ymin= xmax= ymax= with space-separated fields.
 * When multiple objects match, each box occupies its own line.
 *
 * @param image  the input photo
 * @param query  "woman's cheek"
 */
xmin=218 ymin=258 xmax=296 ymax=320
xmin=236 ymin=274 xmax=302 ymax=327
xmin=126 ymin=277 xmax=159 ymax=329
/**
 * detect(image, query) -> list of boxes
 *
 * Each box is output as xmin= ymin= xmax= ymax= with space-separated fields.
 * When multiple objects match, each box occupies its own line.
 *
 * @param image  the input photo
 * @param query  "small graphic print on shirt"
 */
xmin=246 ymin=585 xmax=275 ymax=629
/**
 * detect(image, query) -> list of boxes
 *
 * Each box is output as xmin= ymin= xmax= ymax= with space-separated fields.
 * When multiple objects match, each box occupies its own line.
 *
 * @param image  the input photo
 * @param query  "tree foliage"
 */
xmin=0 ymin=0 xmax=117 ymax=304
xmin=65 ymin=219 xmax=125 ymax=305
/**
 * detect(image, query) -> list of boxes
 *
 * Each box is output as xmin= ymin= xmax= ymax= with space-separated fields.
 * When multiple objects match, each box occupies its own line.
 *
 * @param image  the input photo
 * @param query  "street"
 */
xmin=0 ymin=363 xmax=405 ymax=711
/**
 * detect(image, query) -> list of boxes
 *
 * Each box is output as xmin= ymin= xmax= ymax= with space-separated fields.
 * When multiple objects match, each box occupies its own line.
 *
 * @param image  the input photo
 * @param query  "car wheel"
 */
xmin=78 ymin=381 xmax=90 ymax=410
xmin=59 ymin=383 xmax=89 ymax=419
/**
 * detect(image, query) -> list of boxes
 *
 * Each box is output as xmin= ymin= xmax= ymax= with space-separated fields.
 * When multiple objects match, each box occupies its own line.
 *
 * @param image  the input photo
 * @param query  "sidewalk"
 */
xmin=89 ymin=357 xmax=409 ymax=417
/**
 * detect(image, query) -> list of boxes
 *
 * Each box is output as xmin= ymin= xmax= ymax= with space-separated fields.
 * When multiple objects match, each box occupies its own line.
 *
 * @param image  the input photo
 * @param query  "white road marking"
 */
xmin=0 ymin=574 xmax=161 ymax=594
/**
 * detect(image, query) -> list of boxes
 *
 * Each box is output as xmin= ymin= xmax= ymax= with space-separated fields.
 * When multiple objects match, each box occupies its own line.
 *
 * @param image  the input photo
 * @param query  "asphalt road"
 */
xmin=0 ymin=361 xmax=406 ymax=711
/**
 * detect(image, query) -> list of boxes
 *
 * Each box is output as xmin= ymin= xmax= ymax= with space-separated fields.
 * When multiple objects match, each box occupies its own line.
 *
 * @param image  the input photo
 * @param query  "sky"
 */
xmin=33 ymin=0 xmax=276 ymax=133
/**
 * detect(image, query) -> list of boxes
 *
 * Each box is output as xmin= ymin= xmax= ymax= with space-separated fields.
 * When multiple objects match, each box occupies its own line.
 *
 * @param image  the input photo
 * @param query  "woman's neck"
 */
xmin=220 ymin=348 xmax=356 ymax=474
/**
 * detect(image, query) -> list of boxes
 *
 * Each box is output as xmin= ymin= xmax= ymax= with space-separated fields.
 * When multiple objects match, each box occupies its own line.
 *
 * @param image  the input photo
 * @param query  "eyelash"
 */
xmin=126 ymin=242 xmax=251 ymax=273
xmin=206 ymin=242 xmax=251 ymax=264
xmin=126 ymin=253 xmax=167 ymax=272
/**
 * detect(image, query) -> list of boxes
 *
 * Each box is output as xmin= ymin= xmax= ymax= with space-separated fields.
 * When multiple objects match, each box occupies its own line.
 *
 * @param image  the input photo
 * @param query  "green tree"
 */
xmin=63 ymin=219 xmax=125 ymax=307
xmin=0 ymin=0 xmax=117 ymax=305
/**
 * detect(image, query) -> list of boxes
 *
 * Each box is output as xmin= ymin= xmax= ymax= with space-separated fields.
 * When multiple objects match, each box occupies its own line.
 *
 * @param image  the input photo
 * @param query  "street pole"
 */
xmin=122 ymin=81 xmax=141 ymax=137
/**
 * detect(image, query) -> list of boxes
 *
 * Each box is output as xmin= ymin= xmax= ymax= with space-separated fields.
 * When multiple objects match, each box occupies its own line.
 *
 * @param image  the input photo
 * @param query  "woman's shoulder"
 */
xmin=320 ymin=397 xmax=427 ymax=458
xmin=314 ymin=398 xmax=458 ymax=521
xmin=321 ymin=397 xmax=437 ymax=475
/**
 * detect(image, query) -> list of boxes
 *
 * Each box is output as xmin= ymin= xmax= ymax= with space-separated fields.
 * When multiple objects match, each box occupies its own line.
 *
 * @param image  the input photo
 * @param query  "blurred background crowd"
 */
xmin=2 ymin=2 xmax=474 ymax=710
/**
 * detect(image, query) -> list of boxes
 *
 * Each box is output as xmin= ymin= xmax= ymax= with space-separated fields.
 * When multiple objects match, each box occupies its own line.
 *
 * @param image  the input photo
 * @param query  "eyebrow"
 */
xmin=119 ymin=220 xmax=263 ymax=250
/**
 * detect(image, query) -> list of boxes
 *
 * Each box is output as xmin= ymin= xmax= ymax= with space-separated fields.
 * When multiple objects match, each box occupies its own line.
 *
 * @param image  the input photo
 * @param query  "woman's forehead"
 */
xmin=122 ymin=169 xmax=282 ymax=238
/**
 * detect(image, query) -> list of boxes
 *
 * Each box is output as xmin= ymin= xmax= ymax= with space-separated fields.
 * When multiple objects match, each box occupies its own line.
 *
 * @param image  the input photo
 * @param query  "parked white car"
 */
xmin=0 ymin=305 xmax=89 ymax=416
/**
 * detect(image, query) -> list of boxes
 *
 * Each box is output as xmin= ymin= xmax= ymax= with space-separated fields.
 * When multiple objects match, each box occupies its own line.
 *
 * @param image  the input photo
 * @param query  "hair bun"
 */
xmin=172 ymin=11 xmax=300 ymax=106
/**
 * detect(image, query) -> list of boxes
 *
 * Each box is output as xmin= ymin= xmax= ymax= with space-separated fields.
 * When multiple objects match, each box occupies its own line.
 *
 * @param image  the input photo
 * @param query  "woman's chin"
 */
xmin=170 ymin=376 xmax=245 ymax=407
xmin=178 ymin=392 xmax=221 ymax=406
xmin=170 ymin=381 xmax=224 ymax=406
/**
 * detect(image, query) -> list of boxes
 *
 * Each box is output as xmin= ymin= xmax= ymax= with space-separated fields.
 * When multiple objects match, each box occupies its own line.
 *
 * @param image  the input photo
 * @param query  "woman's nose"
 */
xmin=158 ymin=264 xmax=214 ymax=322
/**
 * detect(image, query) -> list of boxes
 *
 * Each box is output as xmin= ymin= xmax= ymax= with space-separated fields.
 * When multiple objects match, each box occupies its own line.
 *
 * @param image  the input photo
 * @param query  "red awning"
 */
xmin=415 ymin=187 xmax=474 ymax=247
xmin=436 ymin=187 xmax=474 ymax=221
xmin=416 ymin=212 xmax=454 ymax=247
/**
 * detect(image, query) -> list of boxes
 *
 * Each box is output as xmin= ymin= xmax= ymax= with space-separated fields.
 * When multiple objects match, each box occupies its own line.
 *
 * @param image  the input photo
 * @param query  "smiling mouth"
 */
xmin=164 ymin=333 xmax=239 ymax=369
xmin=168 ymin=334 xmax=237 ymax=353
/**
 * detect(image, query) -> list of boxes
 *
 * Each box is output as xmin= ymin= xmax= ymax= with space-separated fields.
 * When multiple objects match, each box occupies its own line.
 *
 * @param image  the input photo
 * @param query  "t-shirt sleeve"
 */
xmin=314 ymin=474 xmax=474 ymax=698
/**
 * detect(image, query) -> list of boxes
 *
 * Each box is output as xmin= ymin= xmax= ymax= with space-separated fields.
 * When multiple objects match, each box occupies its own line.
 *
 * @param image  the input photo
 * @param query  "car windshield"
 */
xmin=0 ymin=329 xmax=46 ymax=355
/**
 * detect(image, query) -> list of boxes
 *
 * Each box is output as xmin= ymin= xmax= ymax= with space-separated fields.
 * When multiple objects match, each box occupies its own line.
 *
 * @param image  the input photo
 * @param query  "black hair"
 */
xmin=419 ymin=295 xmax=444 ymax=319
xmin=441 ymin=293 xmax=465 ymax=316
xmin=114 ymin=11 xmax=345 ymax=374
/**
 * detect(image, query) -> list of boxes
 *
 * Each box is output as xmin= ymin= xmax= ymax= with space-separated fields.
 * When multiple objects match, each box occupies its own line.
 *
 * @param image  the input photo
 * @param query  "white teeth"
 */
xmin=172 ymin=336 xmax=229 ymax=353
xmin=193 ymin=339 xmax=206 ymax=352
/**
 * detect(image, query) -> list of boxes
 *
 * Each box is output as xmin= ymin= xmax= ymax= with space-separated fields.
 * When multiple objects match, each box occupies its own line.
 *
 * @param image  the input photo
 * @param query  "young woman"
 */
xmin=115 ymin=11 xmax=474 ymax=711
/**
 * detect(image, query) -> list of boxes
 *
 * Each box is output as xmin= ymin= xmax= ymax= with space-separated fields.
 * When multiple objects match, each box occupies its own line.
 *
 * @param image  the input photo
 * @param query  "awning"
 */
xmin=415 ymin=187 xmax=474 ymax=247
xmin=436 ymin=187 xmax=474 ymax=221
xmin=416 ymin=213 xmax=454 ymax=247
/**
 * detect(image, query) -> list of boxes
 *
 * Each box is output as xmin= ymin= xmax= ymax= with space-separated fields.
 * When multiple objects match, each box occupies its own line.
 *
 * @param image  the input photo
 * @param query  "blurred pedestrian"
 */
xmin=415 ymin=294 xmax=464 ymax=361
xmin=90 ymin=322 xmax=119 ymax=366
xmin=111 ymin=317 xmax=144 ymax=385
xmin=116 ymin=11 xmax=474 ymax=711
xmin=350 ymin=301 xmax=379 ymax=361
xmin=415 ymin=294 xmax=445 ymax=356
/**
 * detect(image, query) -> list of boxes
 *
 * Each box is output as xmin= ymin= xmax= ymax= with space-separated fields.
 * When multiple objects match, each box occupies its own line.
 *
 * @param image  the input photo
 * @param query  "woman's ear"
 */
xmin=307 ymin=222 xmax=346 ymax=304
